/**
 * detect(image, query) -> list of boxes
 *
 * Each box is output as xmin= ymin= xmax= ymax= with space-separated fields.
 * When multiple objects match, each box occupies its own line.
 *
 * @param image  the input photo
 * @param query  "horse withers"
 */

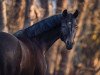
xmin=0 ymin=9 xmax=79 ymax=75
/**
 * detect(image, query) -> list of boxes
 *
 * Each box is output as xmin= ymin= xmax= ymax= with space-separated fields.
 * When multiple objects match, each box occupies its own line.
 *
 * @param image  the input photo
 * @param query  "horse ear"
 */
xmin=62 ymin=9 xmax=68 ymax=17
xmin=73 ymin=10 xmax=79 ymax=18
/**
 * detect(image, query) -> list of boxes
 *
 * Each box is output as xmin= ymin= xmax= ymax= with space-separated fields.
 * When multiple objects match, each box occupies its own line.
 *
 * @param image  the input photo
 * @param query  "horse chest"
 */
xmin=34 ymin=49 xmax=47 ymax=75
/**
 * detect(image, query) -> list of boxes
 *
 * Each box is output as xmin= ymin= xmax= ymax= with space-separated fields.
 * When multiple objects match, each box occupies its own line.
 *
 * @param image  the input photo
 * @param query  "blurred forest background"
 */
xmin=0 ymin=0 xmax=100 ymax=75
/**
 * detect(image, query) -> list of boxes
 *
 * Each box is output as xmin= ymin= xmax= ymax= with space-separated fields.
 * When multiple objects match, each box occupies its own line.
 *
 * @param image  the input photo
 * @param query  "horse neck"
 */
xmin=34 ymin=26 xmax=61 ymax=52
xmin=24 ymin=14 xmax=62 ymax=52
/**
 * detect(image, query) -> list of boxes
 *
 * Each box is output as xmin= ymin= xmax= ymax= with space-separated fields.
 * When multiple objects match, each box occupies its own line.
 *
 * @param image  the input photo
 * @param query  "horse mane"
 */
xmin=14 ymin=14 xmax=63 ymax=42
xmin=24 ymin=14 xmax=63 ymax=38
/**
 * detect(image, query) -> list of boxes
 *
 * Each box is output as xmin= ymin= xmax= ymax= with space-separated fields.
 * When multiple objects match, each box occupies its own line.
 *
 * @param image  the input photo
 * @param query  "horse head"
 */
xmin=60 ymin=9 xmax=79 ymax=50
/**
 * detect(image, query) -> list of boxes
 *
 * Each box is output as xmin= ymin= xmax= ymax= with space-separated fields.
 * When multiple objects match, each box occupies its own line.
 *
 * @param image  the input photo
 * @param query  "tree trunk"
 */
xmin=0 ymin=0 xmax=8 ymax=32
xmin=57 ymin=0 xmax=67 ymax=13
xmin=24 ymin=0 xmax=31 ymax=28
xmin=48 ymin=0 xmax=57 ymax=16
xmin=7 ymin=0 xmax=26 ymax=33
xmin=24 ymin=0 xmax=48 ymax=26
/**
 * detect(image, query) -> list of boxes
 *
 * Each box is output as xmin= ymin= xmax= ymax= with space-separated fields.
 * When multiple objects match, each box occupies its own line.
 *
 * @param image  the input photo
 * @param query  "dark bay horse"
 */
xmin=0 ymin=9 xmax=79 ymax=75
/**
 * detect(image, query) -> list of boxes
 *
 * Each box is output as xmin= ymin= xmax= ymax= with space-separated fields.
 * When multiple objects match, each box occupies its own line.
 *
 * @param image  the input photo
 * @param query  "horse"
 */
xmin=0 ymin=9 xmax=79 ymax=75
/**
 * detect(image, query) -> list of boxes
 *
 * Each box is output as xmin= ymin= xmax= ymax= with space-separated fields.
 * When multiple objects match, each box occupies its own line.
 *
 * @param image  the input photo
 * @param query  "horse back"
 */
xmin=0 ymin=32 xmax=21 ymax=52
xmin=0 ymin=32 xmax=21 ymax=75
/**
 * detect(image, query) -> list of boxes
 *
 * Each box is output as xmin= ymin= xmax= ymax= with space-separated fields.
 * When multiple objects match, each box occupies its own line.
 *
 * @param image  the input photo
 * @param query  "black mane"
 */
xmin=23 ymin=14 xmax=63 ymax=38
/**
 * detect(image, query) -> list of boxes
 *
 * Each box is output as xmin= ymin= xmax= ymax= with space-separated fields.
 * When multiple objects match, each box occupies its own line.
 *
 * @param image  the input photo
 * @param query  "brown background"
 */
xmin=0 ymin=0 xmax=100 ymax=75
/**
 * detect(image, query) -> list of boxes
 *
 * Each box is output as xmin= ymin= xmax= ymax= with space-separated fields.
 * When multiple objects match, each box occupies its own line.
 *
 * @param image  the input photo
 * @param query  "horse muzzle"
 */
xmin=66 ymin=41 xmax=73 ymax=50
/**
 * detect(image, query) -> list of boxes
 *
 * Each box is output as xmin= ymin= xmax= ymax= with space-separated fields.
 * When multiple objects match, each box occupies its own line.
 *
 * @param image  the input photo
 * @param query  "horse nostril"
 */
xmin=67 ymin=41 xmax=70 ymax=45
xmin=66 ymin=41 xmax=73 ymax=50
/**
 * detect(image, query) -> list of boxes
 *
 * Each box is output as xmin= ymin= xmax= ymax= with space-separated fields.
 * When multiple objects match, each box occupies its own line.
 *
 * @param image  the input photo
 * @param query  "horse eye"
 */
xmin=75 ymin=25 xmax=78 ymax=29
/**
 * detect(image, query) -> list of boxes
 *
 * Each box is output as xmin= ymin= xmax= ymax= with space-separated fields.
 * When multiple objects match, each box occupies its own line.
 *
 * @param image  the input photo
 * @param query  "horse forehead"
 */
xmin=67 ymin=13 xmax=73 ymax=18
xmin=68 ymin=16 xmax=76 ymax=24
xmin=64 ymin=15 xmax=74 ymax=23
